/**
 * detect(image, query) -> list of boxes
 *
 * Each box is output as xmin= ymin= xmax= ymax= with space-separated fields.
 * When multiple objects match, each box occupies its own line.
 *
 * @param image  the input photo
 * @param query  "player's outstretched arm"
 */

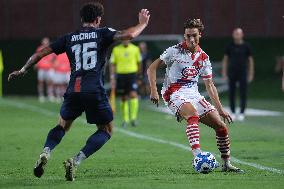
xmin=8 ymin=47 xmax=53 ymax=81
xmin=147 ymin=58 xmax=164 ymax=107
xmin=113 ymin=9 xmax=150 ymax=41
xmin=204 ymin=79 xmax=233 ymax=124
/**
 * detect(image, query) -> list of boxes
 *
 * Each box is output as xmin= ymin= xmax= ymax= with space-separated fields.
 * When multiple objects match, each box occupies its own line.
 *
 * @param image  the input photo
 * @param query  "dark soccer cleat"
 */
xmin=131 ymin=120 xmax=138 ymax=127
xmin=64 ymin=158 xmax=77 ymax=181
xmin=222 ymin=163 xmax=244 ymax=173
xmin=33 ymin=152 xmax=49 ymax=178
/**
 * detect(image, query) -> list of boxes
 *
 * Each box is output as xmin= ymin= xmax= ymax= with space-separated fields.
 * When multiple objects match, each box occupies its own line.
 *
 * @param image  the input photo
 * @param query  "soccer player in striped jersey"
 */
xmin=147 ymin=19 xmax=243 ymax=173
xmin=8 ymin=2 xmax=150 ymax=181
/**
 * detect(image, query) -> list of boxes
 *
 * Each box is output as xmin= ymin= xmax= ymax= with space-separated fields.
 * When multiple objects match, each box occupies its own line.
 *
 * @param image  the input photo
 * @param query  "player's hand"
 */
xmin=150 ymin=90 xmax=159 ymax=107
xmin=8 ymin=70 xmax=25 ymax=81
xmin=139 ymin=9 xmax=150 ymax=26
xmin=218 ymin=108 xmax=233 ymax=124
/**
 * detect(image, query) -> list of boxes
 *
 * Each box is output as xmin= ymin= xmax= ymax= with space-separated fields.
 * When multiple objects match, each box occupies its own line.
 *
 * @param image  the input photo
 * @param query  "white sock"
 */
xmin=73 ymin=151 xmax=86 ymax=166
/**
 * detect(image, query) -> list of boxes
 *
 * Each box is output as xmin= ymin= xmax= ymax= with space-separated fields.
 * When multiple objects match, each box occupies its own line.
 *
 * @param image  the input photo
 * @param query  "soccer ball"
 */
xmin=192 ymin=152 xmax=218 ymax=174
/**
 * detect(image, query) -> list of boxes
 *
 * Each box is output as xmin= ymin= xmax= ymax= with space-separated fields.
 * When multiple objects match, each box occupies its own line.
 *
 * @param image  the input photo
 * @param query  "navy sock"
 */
xmin=81 ymin=130 xmax=111 ymax=158
xmin=44 ymin=125 xmax=65 ymax=150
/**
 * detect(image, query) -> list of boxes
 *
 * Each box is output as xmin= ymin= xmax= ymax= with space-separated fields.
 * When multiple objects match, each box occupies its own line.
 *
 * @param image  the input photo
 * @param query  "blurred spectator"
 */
xmin=0 ymin=49 xmax=3 ymax=98
xmin=35 ymin=37 xmax=56 ymax=102
xmin=110 ymin=40 xmax=141 ymax=127
xmin=53 ymin=53 xmax=70 ymax=103
xmin=275 ymin=56 xmax=284 ymax=92
xmin=222 ymin=28 xmax=255 ymax=121
xmin=138 ymin=42 xmax=152 ymax=98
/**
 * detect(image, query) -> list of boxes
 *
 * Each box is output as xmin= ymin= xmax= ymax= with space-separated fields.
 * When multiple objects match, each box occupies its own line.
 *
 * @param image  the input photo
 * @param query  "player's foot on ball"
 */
xmin=64 ymin=158 xmax=77 ymax=181
xmin=222 ymin=163 xmax=244 ymax=173
xmin=131 ymin=120 xmax=138 ymax=127
xmin=34 ymin=152 xmax=49 ymax=178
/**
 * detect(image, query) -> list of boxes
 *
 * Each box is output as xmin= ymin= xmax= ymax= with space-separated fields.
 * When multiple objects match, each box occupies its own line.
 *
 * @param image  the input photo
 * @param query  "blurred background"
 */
xmin=0 ymin=0 xmax=283 ymax=100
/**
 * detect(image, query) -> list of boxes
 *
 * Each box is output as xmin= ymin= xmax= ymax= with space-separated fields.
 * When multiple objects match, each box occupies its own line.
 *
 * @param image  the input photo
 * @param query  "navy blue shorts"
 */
xmin=116 ymin=73 xmax=138 ymax=95
xmin=60 ymin=92 xmax=113 ymax=125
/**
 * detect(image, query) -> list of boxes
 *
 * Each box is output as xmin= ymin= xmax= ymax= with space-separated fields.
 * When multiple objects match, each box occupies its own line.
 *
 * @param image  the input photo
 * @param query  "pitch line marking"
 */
xmin=1 ymin=99 xmax=283 ymax=175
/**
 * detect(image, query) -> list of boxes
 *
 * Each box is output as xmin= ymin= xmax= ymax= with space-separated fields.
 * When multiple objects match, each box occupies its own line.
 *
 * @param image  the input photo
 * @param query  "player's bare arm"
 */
xmin=203 ymin=78 xmax=233 ymax=124
xmin=248 ymin=56 xmax=254 ymax=83
xmin=147 ymin=58 xmax=164 ymax=106
xmin=8 ymin=47 xmax=53 ymax=81
xmin=113 ymin=9 xmax=150 ymax=41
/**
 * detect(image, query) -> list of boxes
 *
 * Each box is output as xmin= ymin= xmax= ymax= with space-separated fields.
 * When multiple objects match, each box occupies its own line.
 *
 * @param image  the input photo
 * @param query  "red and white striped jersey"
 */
xmin=160 ymin=42 xmax=212 ymax=102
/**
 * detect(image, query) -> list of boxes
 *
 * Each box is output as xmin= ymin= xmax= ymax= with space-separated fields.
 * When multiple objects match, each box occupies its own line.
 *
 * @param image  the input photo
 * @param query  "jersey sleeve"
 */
xmin=49 ymin=35 xmax=67 ymax=55
xmin=160 ymin=46 xmax=174 ymax=65
xmin=102 ymin=27 xmax=117 ymax=47
xmin=246 ymin=43 xmax=253 ymax=56
xmin=224 ymin=44 xmax=230 ymax=56
xmin=200 ymin=56 xmax=213 ymax=80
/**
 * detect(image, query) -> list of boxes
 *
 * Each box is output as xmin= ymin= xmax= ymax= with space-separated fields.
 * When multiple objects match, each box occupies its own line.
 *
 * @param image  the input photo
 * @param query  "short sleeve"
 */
xmin=160 ymin=47 xmax=174 ymax=65
xmin=102 ymin=27 xmax=117 ymax=47
xmin=50 ymin=35 xmax=67 ymax=55
xmin=200 ymin=56 xmax=213 ymax=80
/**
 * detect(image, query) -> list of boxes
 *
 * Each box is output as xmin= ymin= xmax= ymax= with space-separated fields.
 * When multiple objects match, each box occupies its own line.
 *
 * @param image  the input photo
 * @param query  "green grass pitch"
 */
xmin=0 ymin=97 xmax=283 ymax=189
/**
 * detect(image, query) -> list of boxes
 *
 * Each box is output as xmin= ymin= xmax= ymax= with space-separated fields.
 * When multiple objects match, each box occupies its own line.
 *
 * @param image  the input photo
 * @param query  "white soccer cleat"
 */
xmin=231 ymin=113 xmax=237 ymax=121
xmin=33 ymin=152 xmax=50 ymax=178
xmin=222 ymin=162 xmax=244 ymax=173
xmin=64 ymin=158 xmax=77 ymax=181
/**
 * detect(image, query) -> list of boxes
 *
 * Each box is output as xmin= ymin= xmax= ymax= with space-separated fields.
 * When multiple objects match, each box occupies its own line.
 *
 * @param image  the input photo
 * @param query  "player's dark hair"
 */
xmin=80 ymin=2 xmax=104 ymax=23
xmin=184 ymin=19 xmax=204 ymax=32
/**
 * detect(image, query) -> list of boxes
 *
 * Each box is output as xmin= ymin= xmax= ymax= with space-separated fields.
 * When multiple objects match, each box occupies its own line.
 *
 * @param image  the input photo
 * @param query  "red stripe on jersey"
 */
xmin=202 ymin=74 xmax=212 ymax=79
xmin=162 ymin=83 xmax=183 ymax=102
xmin=74 ymin=77 xmax=81 ymax=92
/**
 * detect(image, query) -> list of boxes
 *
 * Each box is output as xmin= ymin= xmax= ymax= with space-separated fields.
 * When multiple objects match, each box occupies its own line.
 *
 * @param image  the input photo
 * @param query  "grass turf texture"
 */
xmin=0 ymin=97 xmax=283 ymax=189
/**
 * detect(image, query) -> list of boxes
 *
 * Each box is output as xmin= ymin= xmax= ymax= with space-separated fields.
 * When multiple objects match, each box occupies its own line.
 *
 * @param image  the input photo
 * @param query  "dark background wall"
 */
xmin=0 ymin=0 xmax=284 ymax=97
xmin=0 ymin=0 xmax=284 ymax=39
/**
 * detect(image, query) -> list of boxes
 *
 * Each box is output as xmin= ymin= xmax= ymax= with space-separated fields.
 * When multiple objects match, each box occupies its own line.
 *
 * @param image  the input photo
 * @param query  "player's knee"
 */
xmin=129 ymin=91 xmax=138 ymax=98
xmin=97 ymin=123 xmax=113 ymax=136
xmin=215 ymin=124 xmax=228 ymax=135
xmin=58 ymin=117 xmax=73 ymax=132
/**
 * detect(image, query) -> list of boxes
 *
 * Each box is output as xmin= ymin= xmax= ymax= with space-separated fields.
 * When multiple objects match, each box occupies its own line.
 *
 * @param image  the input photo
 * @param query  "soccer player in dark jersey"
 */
xmin=8 ymin=2 xmax=150 ymax=181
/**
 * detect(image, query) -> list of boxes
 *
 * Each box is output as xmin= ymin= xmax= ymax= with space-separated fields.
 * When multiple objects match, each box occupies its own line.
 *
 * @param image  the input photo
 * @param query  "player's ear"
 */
xmin=95 ymin=17 xmax=102 ymax=25
xmin=199 ymin=32 xmax=202 ymax=38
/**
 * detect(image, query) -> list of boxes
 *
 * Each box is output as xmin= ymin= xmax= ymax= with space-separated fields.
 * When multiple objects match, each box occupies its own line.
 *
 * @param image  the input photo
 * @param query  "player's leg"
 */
xmin=128 ymin=73 xmax=139 ymax=126
xmin=129 ymin=90 xmax=139 ymax=126
xmin=228 ymin=76 xmax=237 ymax=120
xmin=34 ymin=93 xmax=83 ymax=178
xmin=47 ymin=69 xmax=55 ymax=102
xmin=238 ymin=75 xmax=248 ymax=121
xmin=34 ymin=116 xmax=74 ymax=178
xmin=120 ymin=95 xmax=129 ymax=127
xmin=200 ymin=111 xmax=243 ymax=172
xmin=179 ymin=103 xmax=201 ymax=156
xmin=37 ymin=70 xmax=45 ymax=103
xmin=64 ymin=93 xmax=114 ymax=181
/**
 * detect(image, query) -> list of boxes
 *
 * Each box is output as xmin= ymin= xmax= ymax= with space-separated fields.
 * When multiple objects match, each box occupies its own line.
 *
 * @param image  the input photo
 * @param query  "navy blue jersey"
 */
xmin=50 ymin=27 xmax=117 ymax=93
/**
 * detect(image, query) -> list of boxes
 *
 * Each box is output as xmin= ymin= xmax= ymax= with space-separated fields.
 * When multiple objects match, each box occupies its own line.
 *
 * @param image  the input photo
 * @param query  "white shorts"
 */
xmin=163 ymin=91 xmax=216 ymax=119
xmin=53 ymin=72 xmax=70 ymax=84
xmin=37 ymin=69 xmax=54 ymax=81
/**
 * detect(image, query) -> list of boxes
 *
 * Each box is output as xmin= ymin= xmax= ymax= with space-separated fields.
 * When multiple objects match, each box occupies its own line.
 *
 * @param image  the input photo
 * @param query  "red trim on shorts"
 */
xmin=199 ymin=109 xmax=216 ymax=119
xmin=74 ymin=77 xmax=81 ymax=92
xmin=202 ymin=74 xmax=212 ymax=79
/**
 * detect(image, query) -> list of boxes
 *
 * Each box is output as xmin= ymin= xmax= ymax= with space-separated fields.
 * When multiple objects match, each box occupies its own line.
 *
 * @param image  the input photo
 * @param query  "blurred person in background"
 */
xmin=110 ymin=40 xmax=142 ymax=127
xmin=35 ymin=37 xmax=56 ymax=102
xmin=275 ymin=56 xmax=284 ymax=92
xmin=138 ymin=41 xmax=152 ymax=98
xmin=222 ymin=28 xmax=254 ymax=121
xmin=53 ymin=53 xmax=71 ymax=103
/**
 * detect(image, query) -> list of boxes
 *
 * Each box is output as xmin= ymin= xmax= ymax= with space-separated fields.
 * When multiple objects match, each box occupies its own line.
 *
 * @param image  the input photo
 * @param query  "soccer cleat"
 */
xmin=222 ymin=163 xmax=244 ymax=173
xmin=131 ymin=120 xmax=138 ymax=127
xmin=33 ymin=152 xmax=49 ymax=178
xmin=64 ymin=158 xmax=77 ymax=181
xmin=237 ymin=114 xmax=245 ymax=121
